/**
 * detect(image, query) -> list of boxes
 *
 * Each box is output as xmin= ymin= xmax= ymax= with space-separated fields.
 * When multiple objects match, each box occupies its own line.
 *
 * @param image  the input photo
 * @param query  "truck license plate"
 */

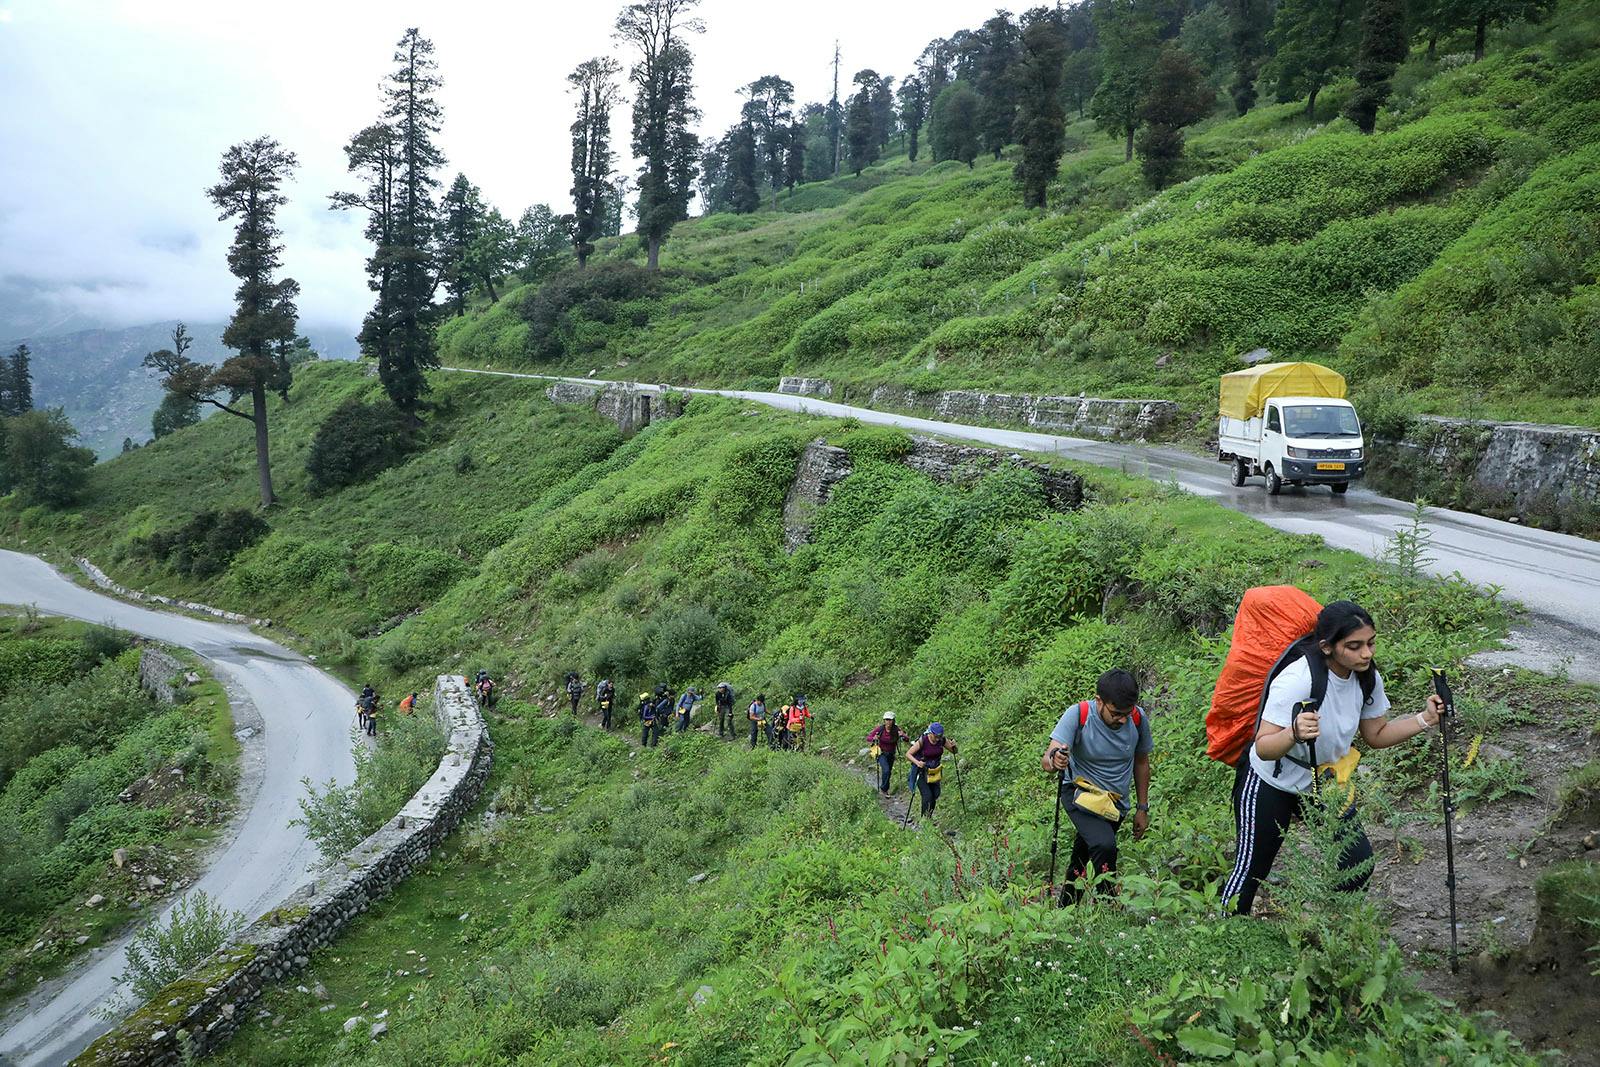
xmin=1316 ymin=462 xmax=1346 ymax=471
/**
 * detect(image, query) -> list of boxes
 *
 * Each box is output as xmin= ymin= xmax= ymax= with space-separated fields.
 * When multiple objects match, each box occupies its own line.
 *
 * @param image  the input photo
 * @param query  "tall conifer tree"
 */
xmin=569 ymin=56 xmax=623 ymax=268
xmin=616 ymin=0 xmax=703 ymax=270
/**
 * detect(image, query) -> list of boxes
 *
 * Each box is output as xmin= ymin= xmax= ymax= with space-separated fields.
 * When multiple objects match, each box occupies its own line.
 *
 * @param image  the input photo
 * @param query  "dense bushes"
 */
xmin=305 ymin=398 xmax=417 ymax=493
xmin=519 ymin=262 xmax=660 ymax=362
xmin=141 ymin=509 xmax=269 ymax=579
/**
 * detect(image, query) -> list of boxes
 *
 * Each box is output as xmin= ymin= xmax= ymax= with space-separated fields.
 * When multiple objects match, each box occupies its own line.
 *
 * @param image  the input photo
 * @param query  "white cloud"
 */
xmin=0 ymin=0 xmax=986 ymax=335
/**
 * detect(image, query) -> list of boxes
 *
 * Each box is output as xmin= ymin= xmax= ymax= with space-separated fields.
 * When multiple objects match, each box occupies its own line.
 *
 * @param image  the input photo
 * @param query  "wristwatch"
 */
xmin=1135 ymin=803 xmax=1150 ymax=813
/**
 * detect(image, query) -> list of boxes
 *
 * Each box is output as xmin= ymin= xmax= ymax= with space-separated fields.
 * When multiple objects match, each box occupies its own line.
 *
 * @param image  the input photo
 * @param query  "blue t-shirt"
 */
xmin=1049 ymin=701 xmax=1153 ymax=812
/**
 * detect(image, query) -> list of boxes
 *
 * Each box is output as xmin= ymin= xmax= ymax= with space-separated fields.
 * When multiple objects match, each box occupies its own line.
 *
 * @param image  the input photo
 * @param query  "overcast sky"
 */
xmin=0 ymin=0 xmax=988 ymax=336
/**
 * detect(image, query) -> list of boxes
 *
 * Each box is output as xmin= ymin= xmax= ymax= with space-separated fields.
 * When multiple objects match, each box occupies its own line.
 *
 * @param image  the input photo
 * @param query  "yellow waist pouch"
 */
xmin=926 ymin=764 xmax=943 ymax=783
xmin=1071 ymin=777 xmax=1122 ymax=822
xmin=870 ymin=744 xmax=882 ymax=758
xmin=1315 ymin=749 xmax=1361 ymax=813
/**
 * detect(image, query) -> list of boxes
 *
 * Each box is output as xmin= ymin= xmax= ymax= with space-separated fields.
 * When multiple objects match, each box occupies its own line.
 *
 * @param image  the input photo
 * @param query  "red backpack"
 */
xmin=1076 ymin=700 xmax=1142 ymax=728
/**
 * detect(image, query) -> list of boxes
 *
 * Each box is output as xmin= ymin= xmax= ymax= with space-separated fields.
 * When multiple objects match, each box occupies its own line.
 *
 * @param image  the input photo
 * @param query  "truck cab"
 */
xmin=1220 ymin=396 xmax=1366 ymax=495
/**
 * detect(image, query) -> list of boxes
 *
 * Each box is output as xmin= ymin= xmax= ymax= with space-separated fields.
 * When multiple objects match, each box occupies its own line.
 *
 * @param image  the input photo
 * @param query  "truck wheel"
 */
xmin=1332 ymin=481 xmax=1349 ymax=495
xmin=1265 ymin=466 xmax=1283 ymax=496
xmin=1230 ymin=457 xmax=1248 ymax=487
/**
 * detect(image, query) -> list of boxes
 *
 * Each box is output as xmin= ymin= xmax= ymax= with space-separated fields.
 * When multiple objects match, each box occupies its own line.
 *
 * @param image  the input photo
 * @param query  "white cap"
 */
xmin=883 ymin=711 xmax=895 ymax=720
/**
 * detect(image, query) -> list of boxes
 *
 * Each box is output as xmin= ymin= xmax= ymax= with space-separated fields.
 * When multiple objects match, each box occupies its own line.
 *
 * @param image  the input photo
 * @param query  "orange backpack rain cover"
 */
xmin=1206 ymin=586 xmax=1323 ymax=763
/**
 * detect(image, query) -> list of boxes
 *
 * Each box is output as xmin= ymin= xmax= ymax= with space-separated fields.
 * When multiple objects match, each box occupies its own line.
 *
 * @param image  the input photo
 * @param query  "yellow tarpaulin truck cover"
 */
xmin=1218 ymin=362 xmax=1347 ymax=421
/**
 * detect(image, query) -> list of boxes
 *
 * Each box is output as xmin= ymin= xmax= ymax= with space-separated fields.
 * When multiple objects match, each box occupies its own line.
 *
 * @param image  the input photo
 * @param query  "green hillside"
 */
xmin=6 ymin=360 xmax=1598 ymax=1061
xmin=442 ymin=4 xmax=1600 ymax=431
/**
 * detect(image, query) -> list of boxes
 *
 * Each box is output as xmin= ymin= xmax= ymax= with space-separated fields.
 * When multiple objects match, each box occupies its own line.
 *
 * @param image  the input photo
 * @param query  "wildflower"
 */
xmin=1013 ymin=1016 xmax=1022 ymax=1024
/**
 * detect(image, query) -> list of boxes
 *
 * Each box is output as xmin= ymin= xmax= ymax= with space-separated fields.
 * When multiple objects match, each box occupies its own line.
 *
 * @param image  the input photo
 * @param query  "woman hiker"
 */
xmin=1221 ymin=600 xmax=1446 ymax=914
xmin=906 ymin=722 xmax=958 ymax=819
xmin=866 ymin=711 xmax=904 ymax=797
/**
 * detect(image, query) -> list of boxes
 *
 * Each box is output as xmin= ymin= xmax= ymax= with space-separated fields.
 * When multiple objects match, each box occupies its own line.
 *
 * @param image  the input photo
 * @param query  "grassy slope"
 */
xmin=7 ymin=360 xmax=1595 ymax=1061
xmin=441 ymin=3 xmax=1600 ymax=431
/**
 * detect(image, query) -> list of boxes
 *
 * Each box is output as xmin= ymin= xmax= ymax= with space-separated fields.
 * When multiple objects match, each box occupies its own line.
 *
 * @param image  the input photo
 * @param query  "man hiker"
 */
xmin=786 ymin=694 xmax=813 ymax=752
xmin=364 ymin=691 xmax=380 ymax=738
xmin=866 ymin=712 xmax=903 ymax=797
xmin=907 ymin=722 xmax=958 ymax=818
xmin=676 ymin=687 xmax=699 ymax=733
xmin=639 ymin=691 xmax=659 ymax=747
xmin=565 ymin=672 xmax=585 ymax=715
xmin=747 ymin=693 xmax=767 ymax=749
xmin=1041 ymin=669 xmax=1152 ymax=904
xmin=597 ymin=679 xmax=615 ymax=729
xmin=714 ymin=682 xmax=736 ymax=739
xmin=399 ymin=691 xmax=418 ymax=715
xmin=1221 ymin=600 xmax=1445 ymax=915
xmin=474 ymin=670 xmax=495 ymax=708
xmin=653 ymin=686 xmax=674 ymax=745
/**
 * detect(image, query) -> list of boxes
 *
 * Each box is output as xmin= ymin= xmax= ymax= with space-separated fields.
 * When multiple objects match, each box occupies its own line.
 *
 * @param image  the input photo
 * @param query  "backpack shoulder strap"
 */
xmin=1131 ymin=706 xmax=1143 ymax=728
xmin=1078 ymin=700 xmax=1092 ymax=728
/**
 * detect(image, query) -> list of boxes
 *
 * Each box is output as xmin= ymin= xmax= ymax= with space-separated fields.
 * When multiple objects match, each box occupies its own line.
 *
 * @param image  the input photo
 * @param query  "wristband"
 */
xmin=1415 ymin=712 xmax=1433 ymax=732
xmin=1135 ymin=803 xmax=1149 ymax=813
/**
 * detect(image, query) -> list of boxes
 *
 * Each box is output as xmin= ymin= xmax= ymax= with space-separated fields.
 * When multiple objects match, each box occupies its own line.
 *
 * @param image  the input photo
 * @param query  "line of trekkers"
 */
xmin=480 ymin=586 xmax=1452 ymax=912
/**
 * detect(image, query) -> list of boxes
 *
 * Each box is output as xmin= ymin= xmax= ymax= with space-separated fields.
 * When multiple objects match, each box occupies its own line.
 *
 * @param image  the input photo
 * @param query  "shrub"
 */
xmin=647 ymin=605 xmax=728 ymax=683
xmin=305 ymin=398 xmax=418 ymax=493
xmin=142 ymin=509 xmax=269 ymax=579
xmin=520 ymin=263 xmax=660 ymax=362
xmin=114 ymin=891 xmax=246 ymax=1002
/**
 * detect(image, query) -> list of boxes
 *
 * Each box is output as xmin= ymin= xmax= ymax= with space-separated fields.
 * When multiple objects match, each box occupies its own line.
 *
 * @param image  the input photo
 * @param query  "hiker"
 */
xmin=907 ymin=722 xmax=958 ymax=818
xmin=639 ymin=691 xmax=659 ymax=747
xmin=770 ymin=700 xmax=790 ymax=750
xmin=676 ymin=687 xmax=699 ymax=732
xmin=597 ymin=679 xmax=615 ymax=729
xmin=365 ymin=692 xmax=380 ymax=738
xmin=747 ymin=693 xmax=767 ymax=749
xmin=866 ymin=712 xmax=903 ymax=796
xmin=786 ymin=694 xmax=813 ymax=752
xmin=565 ymin=672 xmax=585 ymax=715
xmin=474 ymin=671 xmax=495 ymax=708
xmin=653 ymin=686 xmax=674 ymax=745
xmin=1041 ymin=670 xmax=1152 ymax=904
xmin=714 ymin=682 xmax=736 ymax=739
xmin=1220 ymin=599 xmax=1445 ymax=915
xmin=399 ymin=691 xmax=418 ymax=716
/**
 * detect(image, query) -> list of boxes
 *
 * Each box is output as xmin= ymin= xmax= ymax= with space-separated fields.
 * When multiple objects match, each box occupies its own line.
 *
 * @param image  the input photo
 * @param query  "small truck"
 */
xmin=1217 ymin=362 xmax=1366 ymax=495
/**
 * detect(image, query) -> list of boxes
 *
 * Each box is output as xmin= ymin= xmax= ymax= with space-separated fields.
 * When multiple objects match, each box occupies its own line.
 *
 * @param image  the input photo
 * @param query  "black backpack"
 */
xmin=1254 ymin=636 xmax=1377 ymax=776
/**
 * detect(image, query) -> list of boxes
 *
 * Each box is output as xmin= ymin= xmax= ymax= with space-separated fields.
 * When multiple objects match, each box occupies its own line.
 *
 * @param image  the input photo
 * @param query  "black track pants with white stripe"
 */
xmin=1222 ymin=758 xmax=1374 ymax=915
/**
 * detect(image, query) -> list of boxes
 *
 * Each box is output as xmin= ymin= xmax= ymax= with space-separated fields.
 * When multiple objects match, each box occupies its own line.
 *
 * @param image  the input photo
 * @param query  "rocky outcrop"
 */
xmin=1372 ymin=417 xmax=1600 ymax=533
xmin=78 ymin=675 xmax=492 ymax=1067
xmin=76 ymin=559 xmax=271 ymax=628
xmin=545 ymin=380 xmax=685 ymax=434
xmin=865 ymin=384 xmax=1179 ymax=441
xmin=779 ymin=376 xmax=834 ymax=399
xmin=136 ymin=649 xmax=186 ymax=704
xmin=782 ymin=435 xmax=1085 ymax=551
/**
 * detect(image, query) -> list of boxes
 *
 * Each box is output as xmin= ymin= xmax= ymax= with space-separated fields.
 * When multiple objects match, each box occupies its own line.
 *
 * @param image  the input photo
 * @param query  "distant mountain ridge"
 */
xmin=3 ymin=321 xmax=359 ymax=458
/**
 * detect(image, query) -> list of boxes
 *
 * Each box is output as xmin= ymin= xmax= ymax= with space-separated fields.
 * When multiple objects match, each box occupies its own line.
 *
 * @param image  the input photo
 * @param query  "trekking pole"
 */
xmin=1047 ymin=769 xmax=1064 ymax=906
xmin=955 ymin=758 xmax=968 ymax=813
xmin=1431 ymin=668 xmax=1461 ymax=975
xmin=1294 ymin=700 xmax=1319 ymax=799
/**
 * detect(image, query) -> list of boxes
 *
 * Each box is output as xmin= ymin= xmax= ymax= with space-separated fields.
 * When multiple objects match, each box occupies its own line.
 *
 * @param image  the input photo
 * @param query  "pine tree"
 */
xmin=845 ymin=70 xmax=881 ymax=175
xmin=467 ymin=207 xmax=517 ymax=303
xmin=929 ymin=81 xmax=982 ymax=167
xmin=1061 ymin=47 xmax=1102 ymax=119
xmin=1344 ymin=0 xmax=1409 ymax=133
xmin=145 ymin=139 xmax=300 ymax=508
xmin=783 ymin=120 xmax=806 ymax=194
xmin=1091 ymin=0 xmax=1163 ymax=162
xmin=152 ymin=388 xmax=201 ymax=440
xmin=1458 ymin=0 xmax=1552 ymax=61
xmin=330 ymin=121 xmax=402 ymax=374
xmin=1229 ymin=0 xmax=1270 ymax=113
xmin=382 ymin=28 xmax=445 ymax=415
xmin=1 ymin=344 xmax=32 ymax=416
xmin=743 ymin=75 xmax=795 ymax=208
xmin=439 ymin=173 xmax=485 ymax=314
xmin=722 ymin=117 xmax=761 ymax=213
xmin=1136 ymin=44 xmax=1215 ymax=186
xmin=616 ymin=0 xmax=703 ymax=270
xmin=514 ymin=205 xmax=572 ymax=283
xmin=975 ymin=11 xmax=1022 ymax=159
xmin=1013 ymin=17 xmax=1069 ymax=207
xmin=896 ymin=74 xmax=929 ymax=161
xmin=919 ymin=38 xmax=953 ymax=101
xmin=569 ymin=56 xmax=623 ymax=268
xmin=870 ymin=74 xmax=897 ymax=152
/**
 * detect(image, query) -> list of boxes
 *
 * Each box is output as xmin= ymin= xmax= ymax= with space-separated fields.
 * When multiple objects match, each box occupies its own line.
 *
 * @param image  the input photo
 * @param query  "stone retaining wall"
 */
xmin=778 ymin=376 xmax=833 ymax=399
xmin=545 ymin=380 xmax=685 ymax=434
xmin=136 ymin=649 xmax=187 ymax=704
xmin=77 ymin=675 xmax=492 ymax=1066
xmin=76 ymin=559 xmax=272 ymax=629
xmin=1371 ymin=416 xmax=1600 ymax=533
xmin=864 ymin=384 xmax=1180 ymax=441
xmin=782 ymin=435 xmax=1085 ymax=550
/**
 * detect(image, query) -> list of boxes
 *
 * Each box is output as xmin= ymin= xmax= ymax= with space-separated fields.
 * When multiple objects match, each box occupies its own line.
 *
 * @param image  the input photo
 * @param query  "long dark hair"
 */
xmin=1294 ymin=600 xmax=1378 ymax=703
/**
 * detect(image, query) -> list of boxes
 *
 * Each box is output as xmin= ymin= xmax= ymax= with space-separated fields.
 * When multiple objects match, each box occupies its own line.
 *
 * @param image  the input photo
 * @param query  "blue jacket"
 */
xmin=639 ymin=699 xmax=656 ymax=722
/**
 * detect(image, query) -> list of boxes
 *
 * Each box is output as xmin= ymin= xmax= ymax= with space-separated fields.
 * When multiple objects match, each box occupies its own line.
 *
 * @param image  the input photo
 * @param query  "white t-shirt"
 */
xmin=1248 ymin=657 xmax=1390 ymax=794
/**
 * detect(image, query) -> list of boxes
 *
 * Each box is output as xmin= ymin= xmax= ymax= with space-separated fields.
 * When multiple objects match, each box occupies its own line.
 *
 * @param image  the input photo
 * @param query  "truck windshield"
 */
xmin=1283 ymin=404 xmax=1360 ymax=438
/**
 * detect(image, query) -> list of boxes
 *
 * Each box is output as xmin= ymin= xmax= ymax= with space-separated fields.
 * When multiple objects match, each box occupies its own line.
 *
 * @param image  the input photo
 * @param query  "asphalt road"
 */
xmin=0 ymin=551 xmax=358 ymax=1067
xmin=450 ymin=368 xmax=1600 ymax=675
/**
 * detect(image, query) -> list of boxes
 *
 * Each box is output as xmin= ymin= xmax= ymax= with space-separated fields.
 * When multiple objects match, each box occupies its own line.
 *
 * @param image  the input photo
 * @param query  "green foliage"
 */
xmin=115 ymin=891 xmax=246 ymax=1004
xmin=0 ymin=408 xmax=96 ymax=508
xmin=141 ymin=509 xmax=269 ymax=579
xmin=305 ymin=397 xmax=417 ymax=493
xmin=519 ymin=262 xmax=660 ymax=361
xmin=292 ymin=710 xmax=444 ymax=861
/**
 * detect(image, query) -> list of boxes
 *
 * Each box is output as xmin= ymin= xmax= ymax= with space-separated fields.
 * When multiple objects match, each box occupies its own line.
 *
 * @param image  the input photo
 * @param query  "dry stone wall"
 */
xmin=545 ymin=380 xmax=685 ymax=434
xmin=135 ymin=649 xmax=187 ymax=704
xmin=778 ymin=376 xmax=834 ymax=399
xmin=76 ymin=559 xmax=271 ymax=628
xmin=782 ymin=435 xmax=1084 ymax=550
xmin=864 ymin=384 xmax=1180 ymax=441
xmin=77 ymin=675 xmax=492 ymax=1067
